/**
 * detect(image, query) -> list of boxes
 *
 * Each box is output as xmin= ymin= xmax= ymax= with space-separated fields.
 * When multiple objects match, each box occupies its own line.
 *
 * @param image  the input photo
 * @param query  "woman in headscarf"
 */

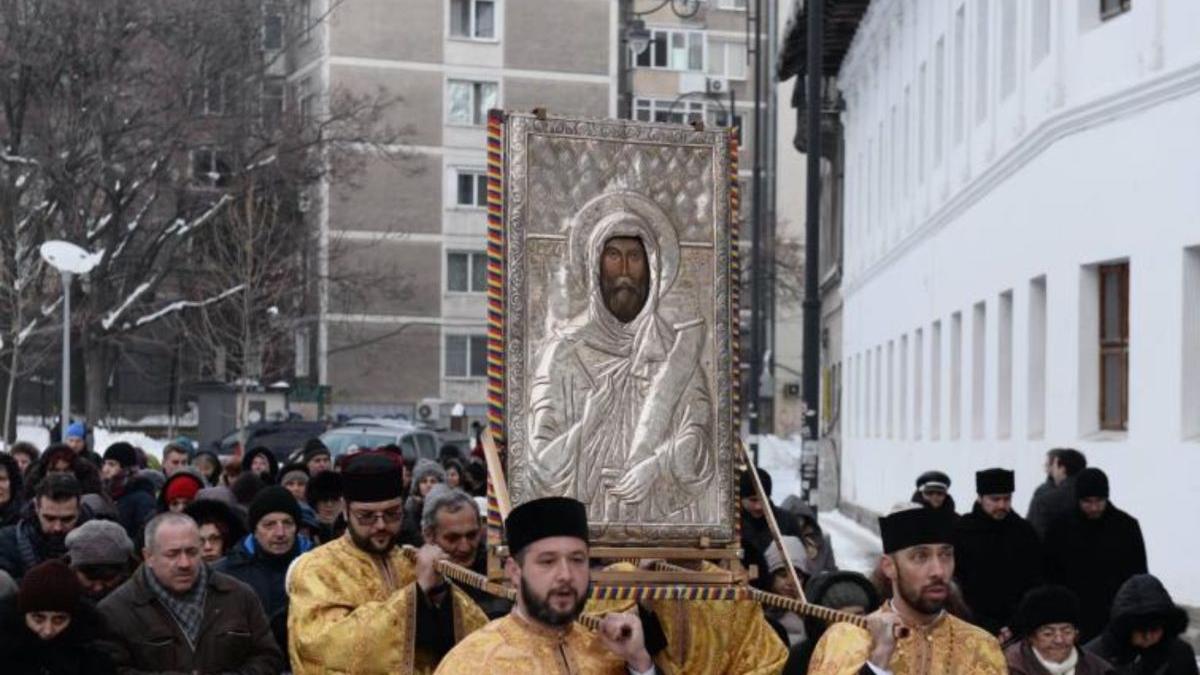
xmin=0 ymin=559 xmax=115 ymax=674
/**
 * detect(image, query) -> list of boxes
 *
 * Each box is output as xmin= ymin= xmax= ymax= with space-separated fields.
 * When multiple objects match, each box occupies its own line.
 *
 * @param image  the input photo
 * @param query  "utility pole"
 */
xmin=802 ymin=0 xmax=824 ymax=442
xmin=749 ymin=0 xmax=765 ymax=443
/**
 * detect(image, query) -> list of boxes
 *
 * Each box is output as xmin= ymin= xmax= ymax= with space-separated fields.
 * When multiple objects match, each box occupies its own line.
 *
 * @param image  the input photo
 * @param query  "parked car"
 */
xmin=211 ymin=421 xmax=329 ymax=461
xmin=314 ymin=424 xmax=441 ymax=464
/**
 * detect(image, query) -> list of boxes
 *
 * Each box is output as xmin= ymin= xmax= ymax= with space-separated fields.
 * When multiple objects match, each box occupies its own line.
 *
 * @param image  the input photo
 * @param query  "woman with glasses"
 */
xmin=1006 ymin=585 xmax=1115 ymax=675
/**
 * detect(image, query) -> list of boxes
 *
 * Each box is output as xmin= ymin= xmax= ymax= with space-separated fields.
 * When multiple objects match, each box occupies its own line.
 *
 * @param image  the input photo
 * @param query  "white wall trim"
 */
xmin=845 ymin=59 xmax=1200 ymax=296
xmin=329 ymin=55 xmax=613 ymax=84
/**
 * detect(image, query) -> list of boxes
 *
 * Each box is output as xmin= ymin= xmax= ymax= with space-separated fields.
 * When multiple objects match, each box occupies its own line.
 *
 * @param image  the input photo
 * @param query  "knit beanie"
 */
xmin=411 ymin=458 xmax=447 ymax=490
xmin=278 ymin=463 xmax=310 ymax=487
xmin=1013 ymin=585 xmax=1081 ymax=637
xmin=739 ymin=466 xmax=772 ymax=499
xmin=103 ymin=442 xmax=138 ymax=469
xmin=764 ymin=535 xmax=809 ymax=574
xmin=164 ymin=472 xmax=204 ymax=504
xmin=65 ymin=422 xmax=86 ymax=440
xmin=820 ymin=577 xmax=875 ymax=610
xmin=65 ymin=519 xmax=134 ymax=567
xmin=305 ymin=470 xmax=343 ymax=506
xmin=248 ymin=485 xmax=301 ymax=532
xmin=302 ymin=438 xmax=331 ymax=463
xmin=1075 ymin=467 xmax=1110 ymax=499
xmin=18 ymin=560 xmax=81 ymax=614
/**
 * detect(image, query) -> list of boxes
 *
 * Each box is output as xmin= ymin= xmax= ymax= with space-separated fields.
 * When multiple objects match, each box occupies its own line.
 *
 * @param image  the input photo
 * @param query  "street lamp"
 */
xmin=39 ymin=240 xmax=102 ymax=439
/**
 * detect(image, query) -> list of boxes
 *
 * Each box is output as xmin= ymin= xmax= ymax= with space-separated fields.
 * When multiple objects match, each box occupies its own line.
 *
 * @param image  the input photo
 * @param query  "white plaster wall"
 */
xmin=836 ymin=0 xmax=1200 ymax=604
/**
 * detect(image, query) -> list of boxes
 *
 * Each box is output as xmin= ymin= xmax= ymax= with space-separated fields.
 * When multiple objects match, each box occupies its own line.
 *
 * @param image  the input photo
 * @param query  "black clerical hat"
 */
xmin=342 ymin=453 xmax=404 ymax=503
xmin=505 ymin=496 xmax=589 ymax=556
xmin=879 ymin=507 xmax=955 ymax=554
xmin=975 ymin=468 xmax=1015 ymax=495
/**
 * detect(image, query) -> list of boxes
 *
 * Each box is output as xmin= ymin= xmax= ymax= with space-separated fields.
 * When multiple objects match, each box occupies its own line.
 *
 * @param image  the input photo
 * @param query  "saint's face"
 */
xmin=599 ymin=235 xmax=650 ymax=323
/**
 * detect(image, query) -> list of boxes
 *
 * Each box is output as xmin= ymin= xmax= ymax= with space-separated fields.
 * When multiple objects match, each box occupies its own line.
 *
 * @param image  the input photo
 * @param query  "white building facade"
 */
xmin=836 ymin=0 xmax=1200 ymax=604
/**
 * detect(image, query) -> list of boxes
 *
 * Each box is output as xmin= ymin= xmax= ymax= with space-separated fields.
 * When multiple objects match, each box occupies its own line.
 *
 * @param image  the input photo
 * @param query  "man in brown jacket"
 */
xmin=98 ymin=512 xmax=284 ymax=674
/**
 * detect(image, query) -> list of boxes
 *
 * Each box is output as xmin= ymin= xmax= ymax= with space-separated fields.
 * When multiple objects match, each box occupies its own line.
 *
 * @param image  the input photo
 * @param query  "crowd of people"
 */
xmin=0 ymin=424 xmax=1193 ymax=674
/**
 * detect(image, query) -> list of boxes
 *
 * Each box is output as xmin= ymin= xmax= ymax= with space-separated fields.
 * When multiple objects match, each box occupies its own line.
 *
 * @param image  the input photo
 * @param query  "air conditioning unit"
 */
xmin=706 ymin=77 xmax=727 ymax=94
xmin=417 ymin=398 xmax=444 ymax=425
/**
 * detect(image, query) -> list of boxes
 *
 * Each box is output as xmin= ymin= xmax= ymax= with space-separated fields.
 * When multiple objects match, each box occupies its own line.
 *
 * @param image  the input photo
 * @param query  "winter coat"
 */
xmin=1084 ymin=574 xmax=1198 ymax=675
xmin=0 ymin=596 xmax=116 ymax=675
xmin=0 ymin=519 xmax=69 ymax=582
xmin=1027 ymin=476 xmax=1078 ymax=540
xmin=214 ymin=532 xmax=314 ymax=651
xmin=778 ymin=497 xmax=838 ymax=576
xmin=111 ymin=473 xmax=158 ymax=542
xmin=0 ymin=453 xmax=25 ymax=528
xmin=911 ymin=489 xmax=959 ymax=518
xmin=1045 ymin=503 xmax=1148 ymax=643
xmin=241 ymin=447 xmax=279 ymax=482
xmin=952 ymin=503 xmax=1044 ymax=634
xmin=1004 ymin=640 xmax=1115 ymax=675
xmin=97 ymin=565 xmax=285 ymax=675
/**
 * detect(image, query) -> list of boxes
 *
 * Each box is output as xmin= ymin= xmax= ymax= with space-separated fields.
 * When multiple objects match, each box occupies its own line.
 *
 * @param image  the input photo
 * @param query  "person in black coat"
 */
xmin=100 ymin=442 xmax=156 ymax=540
xmin=952 ymin=468 xmax=1043 ymax=636
xmin=1026 ymin=447 xmax=1087 ymax=539
xmin=739 ymin=467 xmax=802 ymax=591
xmin=214 ymin=486 xmax=313 ymax=651
xmin=0 ymin=559 xmax=115 ymax=675
xmin=1085 ymin=574 xmax=1198 ymax=675
xmin=0 ymin=473 xmax=84 ymax=581
xmin=0 ymin=452 xmax=26 ymax=528
xmin=1044 ymin=468 xmax=1147 ymax=643
xmin=911 ymin=470 xmax=958 ymax=516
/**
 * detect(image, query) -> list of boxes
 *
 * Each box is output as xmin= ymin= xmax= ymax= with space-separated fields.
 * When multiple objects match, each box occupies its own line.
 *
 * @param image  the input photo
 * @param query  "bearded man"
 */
xmin=807 ymin=506 xmax=1006 ymax=675
xmin=435 ymin=496 xmax=654 ymax=674
xmin=527 ymin=192 xmax=717 ymax=526
xmin=287 ymin=453 xmax=487 ymax=674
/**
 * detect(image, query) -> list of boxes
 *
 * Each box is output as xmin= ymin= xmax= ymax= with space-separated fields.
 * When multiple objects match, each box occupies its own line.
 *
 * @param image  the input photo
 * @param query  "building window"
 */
xmin=299 ymin=0 xmax=313 ymax=41
xmin=445 ymin=334 xmax=488 ymax=378
xmin=263 ymin=4 xmax=284 ymax=50
xmin=447 ymin=251 xmax=488 ymax=293
xmin=454 ymin=169 xmax=487 ymax=208
xmin=635 ymin=29 xmax=704 ymax=72
xmin=450 ymin=0 xmax=496 ymax=40
xmin=1100 ymin=0 xmax=1131 ymax=21
xmin=953 ymin=6 xmax=966 ymax=144
xmin=1099 ymin=262 xmax=1129 ymax=430
xmin=1000 ymin=0 xmax=1017 ymax=99
xmin=447 ymin=80 xmax=497 ymax=126
xmin=634 ymin=97 xmax=704 ymax=125
xmin=707 ymin=39 xmax=747 ymax=80
xmin=716 ymin=0 xmax=747 ymax=9
xmin=193 ymin=72 xmax=232 ymax=117
xmin=1027 ymin=276 xmax=1047 ymax=439
xmin=261 ymin=77 xmax=285 ymax=129
xmin=934 ymin=37 xmax=945 ymax=165
xmin=975 ymin=0 xmax=990 ymax=124
xmin=1031 ymin=0 xmax=1051 ymax=66
xmin=296 ymin=77 xmax=314 ymax=125
xmin=192 ymin=148 xmax=232 ymax=187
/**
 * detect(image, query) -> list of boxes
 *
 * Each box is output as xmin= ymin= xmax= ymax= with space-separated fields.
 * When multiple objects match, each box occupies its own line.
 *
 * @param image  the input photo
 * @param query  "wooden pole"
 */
xmin=737 ymin=438 xmax=808 ymax=603
xmin=481 ymin=426 xmax=512 ymax=519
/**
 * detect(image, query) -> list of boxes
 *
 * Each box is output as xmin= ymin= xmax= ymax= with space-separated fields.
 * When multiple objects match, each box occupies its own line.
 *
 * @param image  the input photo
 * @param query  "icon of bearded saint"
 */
xmin=527 ymin=191 xmax=716 ymax=526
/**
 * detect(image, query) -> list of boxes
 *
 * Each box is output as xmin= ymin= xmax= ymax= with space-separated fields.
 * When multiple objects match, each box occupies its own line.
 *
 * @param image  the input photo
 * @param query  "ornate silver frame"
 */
xmin=501 ymin=112 xmax=736 ymax=546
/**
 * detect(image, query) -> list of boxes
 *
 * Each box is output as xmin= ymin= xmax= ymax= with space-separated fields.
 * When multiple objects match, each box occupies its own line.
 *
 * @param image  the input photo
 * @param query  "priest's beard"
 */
xmin=894 ymin=569 xmax=949 ymax=616
xmin=520 ymin=574 xmax=588 ymax=627
xmin=349 ymin=525 xmax=398 ymax=556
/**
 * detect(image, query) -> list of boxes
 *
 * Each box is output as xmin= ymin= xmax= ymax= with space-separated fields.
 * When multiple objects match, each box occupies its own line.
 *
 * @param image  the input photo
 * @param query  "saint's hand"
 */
xmin=414 ymin=543 xmax=448 ymax=592
xmin=610 ymin=457 xmax=659 ymax=503
xmin=866 ymin=609 xmax=903 ymax=669
xmin=598 ymin=612 xmax=653 ymax=672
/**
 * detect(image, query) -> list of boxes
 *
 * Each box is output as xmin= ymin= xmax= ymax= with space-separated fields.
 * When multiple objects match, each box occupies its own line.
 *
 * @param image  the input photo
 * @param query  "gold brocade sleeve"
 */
xmin=806 ymin=622 xmax=874 ymax=675
xmin=288 ymin=552 xmax=421 ymax=674
xmin=449 ymin=585 xmax=490 ymax=642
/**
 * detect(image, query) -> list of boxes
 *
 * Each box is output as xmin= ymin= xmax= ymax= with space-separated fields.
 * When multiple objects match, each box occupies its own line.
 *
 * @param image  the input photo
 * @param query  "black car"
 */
xmin=211 ymin=421 xmax=329 ymax=462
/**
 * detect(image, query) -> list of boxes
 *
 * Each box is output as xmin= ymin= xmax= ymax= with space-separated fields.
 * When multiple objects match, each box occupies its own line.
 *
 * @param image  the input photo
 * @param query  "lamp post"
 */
xmin=39 ymin=241 xmax=101 ymax=439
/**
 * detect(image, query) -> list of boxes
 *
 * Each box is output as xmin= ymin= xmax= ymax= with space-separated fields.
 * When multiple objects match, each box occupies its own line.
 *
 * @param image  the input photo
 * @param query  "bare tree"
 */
xmin=0 ymin=0 xmax=405 ymax=430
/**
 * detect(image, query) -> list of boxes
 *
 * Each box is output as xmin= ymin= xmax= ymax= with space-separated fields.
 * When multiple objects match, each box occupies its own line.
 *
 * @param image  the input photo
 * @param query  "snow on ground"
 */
xmin=755 ymin=434 xmax=882 ymax=577
xmin=10 ymin=424 xmax=168 ymax=461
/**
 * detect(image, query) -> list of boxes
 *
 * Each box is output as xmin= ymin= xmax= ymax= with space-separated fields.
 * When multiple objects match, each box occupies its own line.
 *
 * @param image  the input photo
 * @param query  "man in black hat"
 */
xmin=807 ymin=505 xmax=1005 ymax=675
xmin=1044 ymin=467 xmax=1147 ymax=642
xmin=101 ymin=442 xmax=156 ymax=540
xmin=437 ymin=496 xmax=654 ymax=674
xmin=951 ymin=468 xmax=1043 ymax=637
xmin=286 ymin=452 xmax=488 ymax=674
xmin=301 ymin=439 xmax=332 ymax=476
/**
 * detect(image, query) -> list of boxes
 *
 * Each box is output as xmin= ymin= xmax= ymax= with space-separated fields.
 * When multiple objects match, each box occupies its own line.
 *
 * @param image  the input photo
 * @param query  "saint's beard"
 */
xmin=602 ymin=278 xmax=648 ymax=323
xmin=520 ymin=573 xmax=588 ymax=627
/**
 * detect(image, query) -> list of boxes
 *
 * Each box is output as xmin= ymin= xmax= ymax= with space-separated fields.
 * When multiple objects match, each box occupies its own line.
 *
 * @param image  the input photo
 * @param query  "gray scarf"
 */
xmin=143 ymin=563 xmax=209 ymax=648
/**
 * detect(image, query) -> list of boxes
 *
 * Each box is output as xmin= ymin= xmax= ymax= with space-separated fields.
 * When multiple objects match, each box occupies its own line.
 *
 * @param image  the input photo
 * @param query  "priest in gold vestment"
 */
xmin=586 ymin=562 xmax=787 ymax=674
xmin=807 ymin=506 xmax=1005 ymax=675
xmin=288 ymin=453 xmax=488 ymax=674
xmin=436 ymin=497 xmax=657 ymax=675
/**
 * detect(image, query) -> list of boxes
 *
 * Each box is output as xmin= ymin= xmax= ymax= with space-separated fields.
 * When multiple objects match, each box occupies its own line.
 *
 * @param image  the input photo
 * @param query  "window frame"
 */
xmin=263 ymin=3 xmax=285 ymax=51
xmin=190 ymin=147 xmax=233 ymax=188
xmin=261 ymin=76 xmax=285 ymax=129
xmin=715 ymin=0 xmax=748 ymax=10
xmin=451 ymin=167 xmax=488 ymax=209
xmin=633 ymin=97 xmax=706 ymax=125
xmin=634 ymin=28 xmax=706 ymax=73
xmin=448 ymin=0 xmax=499 ymax=42
xmin=446 ymin=78 xmax=499 ymax=127
xmin=443 ymin=333 xmax=489 ymax=379
xmin=446 ymin=250 xmax=488 ymax=294
xmin=706 ymin=38 xmax=747 ymax=81
xmin=1099 ymin=0 xmax=1131 ymax=21
xmin=1098 ymin=262 xmax=1130 ymax=431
